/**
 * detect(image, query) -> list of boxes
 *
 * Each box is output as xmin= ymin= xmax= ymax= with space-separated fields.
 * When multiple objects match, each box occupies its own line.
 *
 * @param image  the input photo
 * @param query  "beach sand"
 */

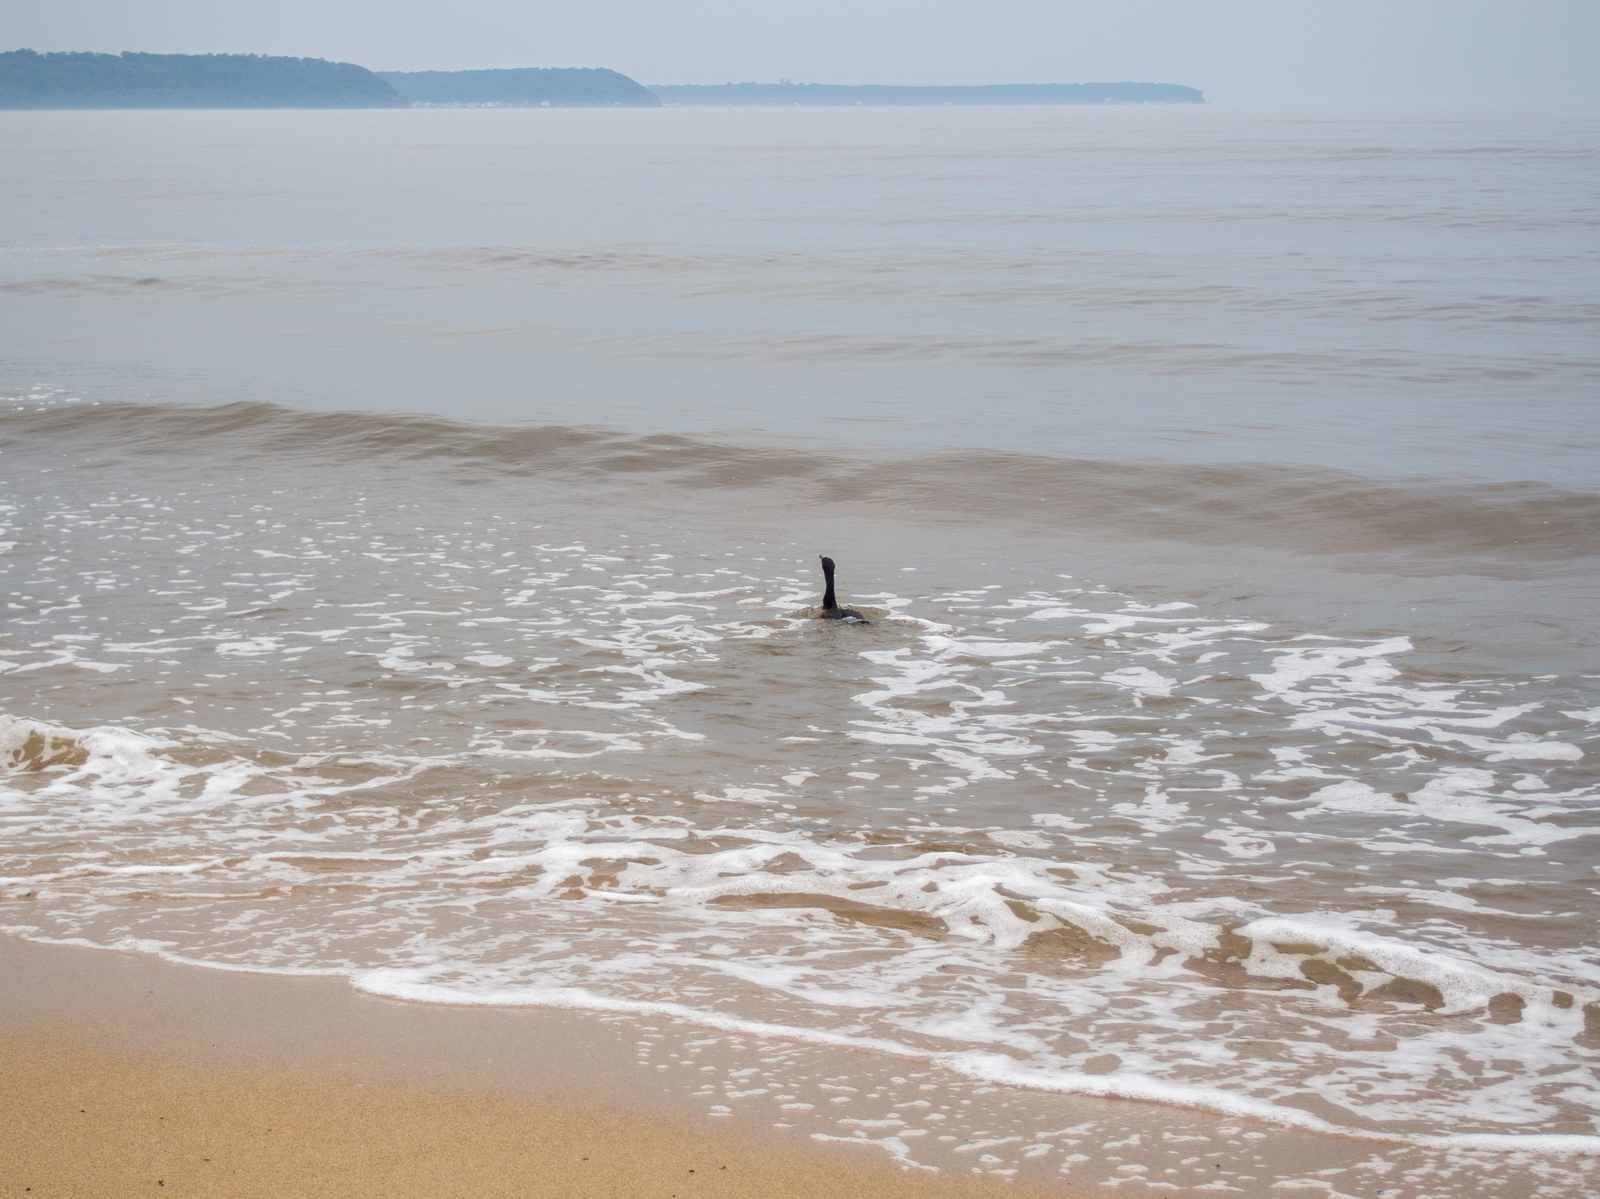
xmin=2 ymin=936 xmax=1072 ymax=1198
xmin=2 ymin=936 xmax=1590 ymax=1197
xmin=4 ymin=1030 xmax=1062 ymax=1198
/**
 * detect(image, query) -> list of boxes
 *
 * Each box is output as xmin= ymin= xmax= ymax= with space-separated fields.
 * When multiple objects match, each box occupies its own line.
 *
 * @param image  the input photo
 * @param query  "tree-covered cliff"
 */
xmin=377 ymin=68 xmax=659 ymax=107
xmin=0 ymin=49 xmax=406 ymax=108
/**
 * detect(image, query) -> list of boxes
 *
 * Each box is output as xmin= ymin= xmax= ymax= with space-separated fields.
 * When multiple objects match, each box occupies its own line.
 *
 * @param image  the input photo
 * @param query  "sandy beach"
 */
xmin=5 ymin=936 xmax=1594 ymax=1197
xmin=5 ymin=1031 xmax=1065 ymax=1199
xmin=2 ymin=938 xmax=1068 ymax=1198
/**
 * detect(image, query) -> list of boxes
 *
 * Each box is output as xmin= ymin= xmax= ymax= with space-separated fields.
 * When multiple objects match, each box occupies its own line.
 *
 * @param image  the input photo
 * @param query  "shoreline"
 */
xmin=1 ymin=936 xmax=1060 ymax=1198
xmin=5 ymin=935 xmax=1595 ymax=1197
xmin=5 ymin=1033 xmax=1040 ymax=1198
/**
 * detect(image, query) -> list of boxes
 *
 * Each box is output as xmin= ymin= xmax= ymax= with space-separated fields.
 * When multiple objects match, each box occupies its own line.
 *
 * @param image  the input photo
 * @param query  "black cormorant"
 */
xmin=818 ymin=556 xmax=869 ymax=622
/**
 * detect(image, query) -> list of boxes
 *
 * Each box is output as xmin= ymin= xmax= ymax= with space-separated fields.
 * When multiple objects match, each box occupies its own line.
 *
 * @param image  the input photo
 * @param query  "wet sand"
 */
xmin=2 ymin=936 xmax=1591 ymax=1197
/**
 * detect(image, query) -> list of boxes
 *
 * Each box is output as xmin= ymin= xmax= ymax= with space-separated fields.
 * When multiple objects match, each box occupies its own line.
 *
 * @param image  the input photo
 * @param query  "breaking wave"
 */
xmin=6 ymin=397 xmax=1598 ymax=562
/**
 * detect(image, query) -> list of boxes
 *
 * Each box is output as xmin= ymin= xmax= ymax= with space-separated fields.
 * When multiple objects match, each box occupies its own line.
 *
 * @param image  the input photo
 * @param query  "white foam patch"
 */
xmin=1297 ymin=773 xmax=1592 ymax=847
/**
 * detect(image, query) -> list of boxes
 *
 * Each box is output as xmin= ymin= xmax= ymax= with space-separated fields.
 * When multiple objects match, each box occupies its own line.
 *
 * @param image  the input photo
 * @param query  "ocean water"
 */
xmin=3 ymin=105 xmax=1599 ymax=1177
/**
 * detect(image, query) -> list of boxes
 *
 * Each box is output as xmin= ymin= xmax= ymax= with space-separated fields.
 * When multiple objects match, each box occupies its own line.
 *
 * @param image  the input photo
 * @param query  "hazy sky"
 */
xmin=9 ymin=0 xmax=1597 ymax=104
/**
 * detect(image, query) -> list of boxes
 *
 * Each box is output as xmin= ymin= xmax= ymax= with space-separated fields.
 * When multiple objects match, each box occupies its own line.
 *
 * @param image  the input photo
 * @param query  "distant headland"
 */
xmin=0 ymin=49 xmax=1203 ymax=110
xmin=647 ymin=81 xmax=1205 ymax=106
xmin=375 ymin=68 xmax=658 ymax=107
xmin=0 ymin=50 xmax=405 ymax=109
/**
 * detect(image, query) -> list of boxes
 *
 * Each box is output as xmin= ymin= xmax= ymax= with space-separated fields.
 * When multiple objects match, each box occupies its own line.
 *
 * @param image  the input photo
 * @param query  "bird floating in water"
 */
xmin=818 ymin=556 xmax=869 ymax=622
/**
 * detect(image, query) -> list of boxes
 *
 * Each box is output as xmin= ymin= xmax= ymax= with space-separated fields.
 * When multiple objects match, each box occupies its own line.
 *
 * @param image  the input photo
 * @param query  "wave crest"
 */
xmin=6 ymin=398 xmax=1597 ymax=562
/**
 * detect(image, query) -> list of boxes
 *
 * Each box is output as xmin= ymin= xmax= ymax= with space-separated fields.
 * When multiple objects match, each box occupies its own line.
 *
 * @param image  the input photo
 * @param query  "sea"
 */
xmin=3 ymin=103 xmax=1598 ymax=1184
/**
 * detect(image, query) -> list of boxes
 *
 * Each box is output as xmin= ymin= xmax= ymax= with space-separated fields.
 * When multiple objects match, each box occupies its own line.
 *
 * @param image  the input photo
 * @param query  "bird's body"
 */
xmin=818 ymin=556 xmax=869 ymax=622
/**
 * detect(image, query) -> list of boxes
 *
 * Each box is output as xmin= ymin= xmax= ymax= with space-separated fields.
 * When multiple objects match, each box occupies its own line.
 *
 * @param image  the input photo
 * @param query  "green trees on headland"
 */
xmin=0 ymin=49 xmax=405 ymax=108
xmin=0 ymin=52 xmax=660 ymax=109
xmin=376 ymin=68 xmax=660 ymax=107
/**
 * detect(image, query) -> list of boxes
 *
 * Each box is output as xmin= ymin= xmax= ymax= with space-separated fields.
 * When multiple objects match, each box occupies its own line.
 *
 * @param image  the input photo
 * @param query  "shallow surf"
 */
xmin=2 ymin=103 xmax=1598 ymax=1182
